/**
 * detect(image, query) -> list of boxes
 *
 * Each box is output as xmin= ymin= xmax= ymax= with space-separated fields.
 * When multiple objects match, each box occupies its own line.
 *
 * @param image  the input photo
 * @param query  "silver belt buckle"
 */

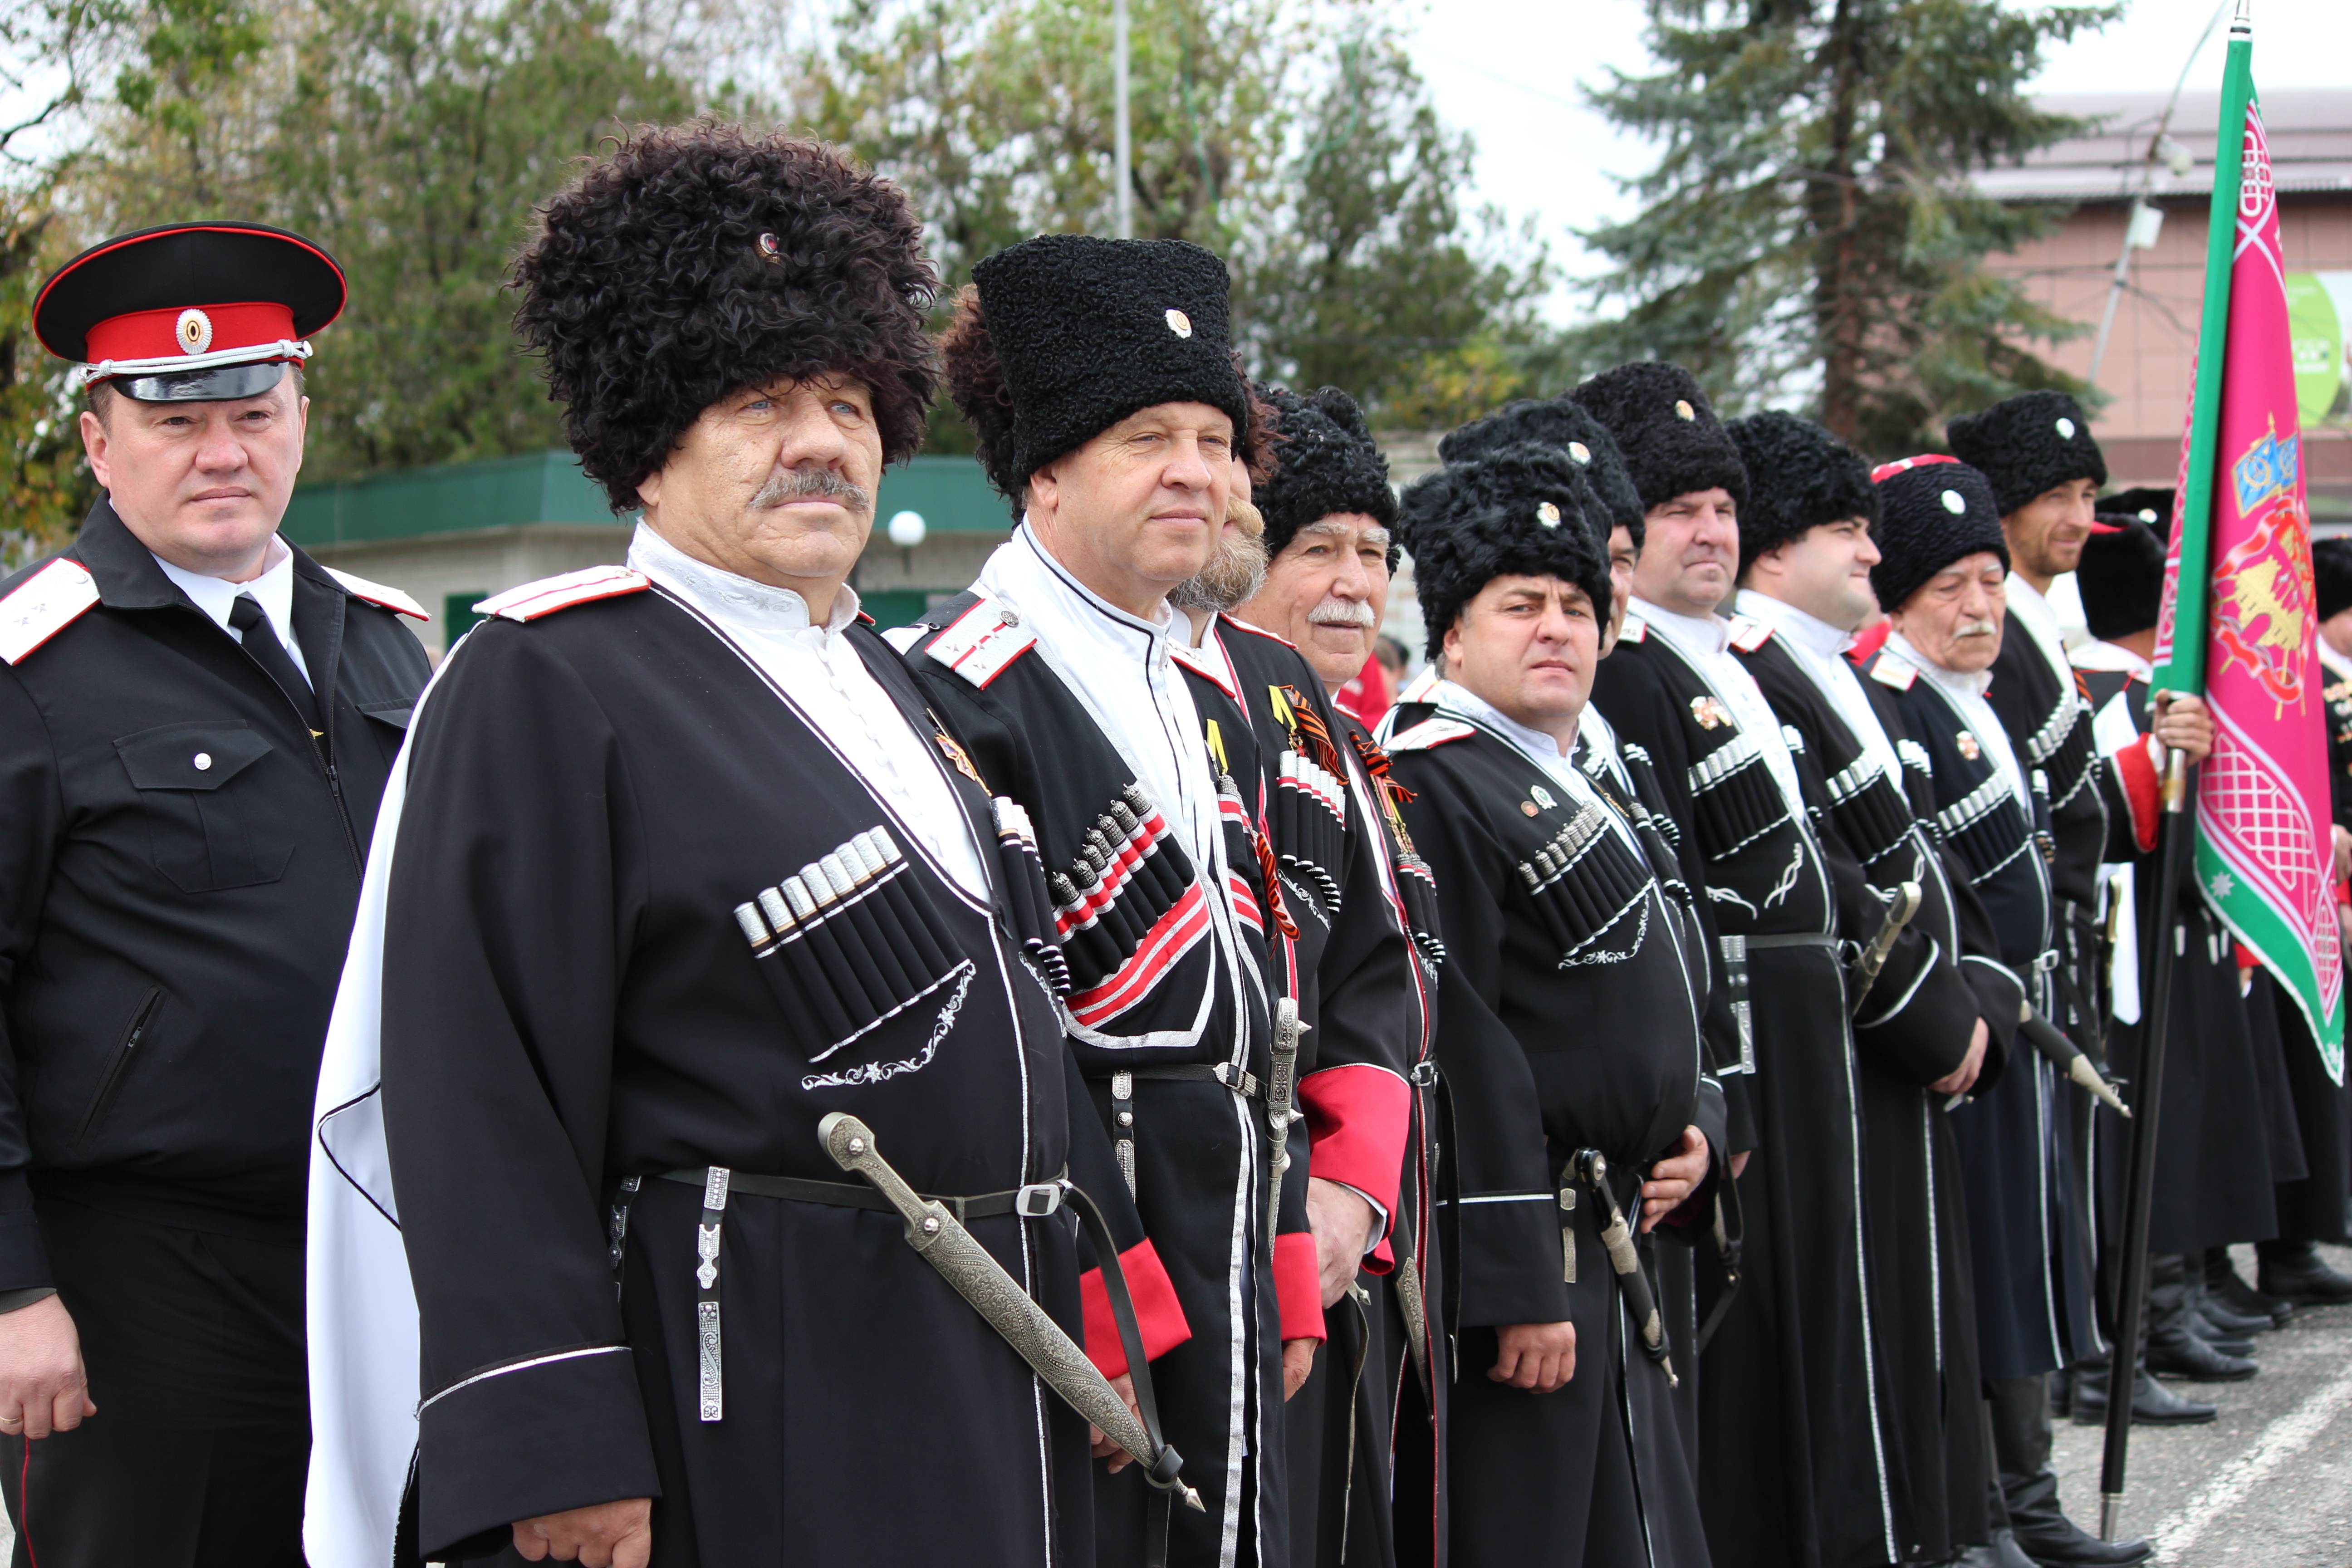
xmin=1015 ymin=1182 xmax=1065 ymax=1218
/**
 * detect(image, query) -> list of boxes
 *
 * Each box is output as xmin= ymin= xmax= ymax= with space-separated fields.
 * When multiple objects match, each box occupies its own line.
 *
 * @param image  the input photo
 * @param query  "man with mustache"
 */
xmin=1575 ymin=363 xmax=1897 ymax=1568
xmin=308 ymin=129 xmax=1114 ymax=1568
xmin=900 ymin=236 xmax=1327 ymax=1568
xmin=1216 ymin=387 xmax=1436 ymax=1568
xmin=1857 ymin=458 xmax=2149 ymax=1568
xmin=1381 ymin=443 xmax=1713 ymax=1568
xmin=0 ymin=223 xmax=429 ymax=1568
xmin=1721 ymin=412 xmax=2006 ymax=1567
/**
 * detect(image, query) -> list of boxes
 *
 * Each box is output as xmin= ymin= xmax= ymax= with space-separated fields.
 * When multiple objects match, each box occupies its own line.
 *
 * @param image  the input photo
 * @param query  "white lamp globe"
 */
xmin=886 ymin=510 xmax=927 ymax=548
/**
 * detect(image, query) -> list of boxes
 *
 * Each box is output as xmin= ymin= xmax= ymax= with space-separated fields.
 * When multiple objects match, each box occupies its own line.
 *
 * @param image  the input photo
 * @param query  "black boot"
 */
xmin=2256 ymin=1240 xmax=2352 ymax=1304
xmin=2185 ymin=1309 xmax=2256 ymax=1357
xmin=2146 ymin=1254 xmax=2257 ymax=1380
xmin=2201 ymin=1250 xmax=2295 ymax=1326
xmin=2069 ymin=1362 xmax=2217 ymax=1426
xmin=1989 ymin=1375 xmax=2153 ymax=1565
xmin=2183 ymin=1263 xmax=2268 ymax=1342
xmin=1945 ymin=1530 xmax=2043 ymax=1567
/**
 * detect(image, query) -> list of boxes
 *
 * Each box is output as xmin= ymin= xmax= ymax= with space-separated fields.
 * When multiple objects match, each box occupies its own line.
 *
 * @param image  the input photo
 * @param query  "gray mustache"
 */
xmin=752 ymin=466 xmax=872 ymax=514
xmin=1308 ymin=598 xmax=1377 ymax=629
xmin=1953 ymin=621 xmax=1998 ymax=638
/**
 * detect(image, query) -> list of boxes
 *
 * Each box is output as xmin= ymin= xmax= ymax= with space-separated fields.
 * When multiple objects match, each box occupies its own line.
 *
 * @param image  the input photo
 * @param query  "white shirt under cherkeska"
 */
xmin=1631 ymin=597 xmax=1806 ymax=808
xmin=153 ymin=531 xmax=310 ymax=682
xmin=1732 ymin=589 xmax=1904 ymax=788
xmin=627 ymin=524 xmax=989 ymax=899
xmin=1886 ymin=629 xmax=2033 ymax=817
xmin=975 ymin=524 xmax=1220 ymax=868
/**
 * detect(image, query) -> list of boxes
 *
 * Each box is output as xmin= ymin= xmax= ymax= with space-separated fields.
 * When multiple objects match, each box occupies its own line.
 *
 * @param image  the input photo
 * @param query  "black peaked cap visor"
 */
xmin=35 ymin=223 xmax=346 ymax=363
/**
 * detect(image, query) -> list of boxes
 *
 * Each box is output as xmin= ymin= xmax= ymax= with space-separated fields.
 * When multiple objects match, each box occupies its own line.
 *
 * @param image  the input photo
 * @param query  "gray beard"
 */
xmin=1167 ymin=531 xmax=1269 ymax=614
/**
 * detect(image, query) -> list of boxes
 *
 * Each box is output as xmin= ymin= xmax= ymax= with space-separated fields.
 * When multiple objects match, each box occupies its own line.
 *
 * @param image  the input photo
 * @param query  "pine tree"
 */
xmin=1236 ymin=24 xmax=1550 ymax=428
xmin=1580 ymin=0 xmax=2117 ymax=455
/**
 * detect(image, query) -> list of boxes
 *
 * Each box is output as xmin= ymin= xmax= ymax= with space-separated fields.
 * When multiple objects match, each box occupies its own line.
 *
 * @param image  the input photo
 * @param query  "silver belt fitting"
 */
xmin=1112 ymin=1071 xmax=1137 ymax=1198
xmin=695 ymin=1165 xmax=730 ymax=1422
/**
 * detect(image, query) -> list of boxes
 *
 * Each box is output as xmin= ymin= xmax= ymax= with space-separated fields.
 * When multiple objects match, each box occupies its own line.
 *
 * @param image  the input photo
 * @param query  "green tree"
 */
xmin=1580 ymin=0 xmax=2116 ymax=455
xmin=1235 ymin=25 xmax=1549 ymax=426
xmin=80 ymin=0 xmax=710 ymax=480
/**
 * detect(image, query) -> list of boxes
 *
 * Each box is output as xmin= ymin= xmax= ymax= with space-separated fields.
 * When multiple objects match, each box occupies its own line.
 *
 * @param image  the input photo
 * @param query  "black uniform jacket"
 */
xmin=1590 ymin=616 xmax=1900 ymax=1568
xmin=377 ymin=581 xmax=1088 ymax=1562
xmin=1862 ymin=639 xmax=2098 ymax=1378
xmin=1731 ymin=617 xmax=1999 ymax=1563
xmin=898 ymin=573 xmax=1307 ymax=1568
xmin=1986 ymin=624 xmax=2107 ymax=911
xmin=1201 ymin=615 xmax=1417 ymax=1234
xmin=0 ymin=499 xmax=427 ymax=1281
xmin=2076 ymin=658 xmax=2283 ymax=1255
xmin=1385 ymin=701 xmax=1702 ymax=1328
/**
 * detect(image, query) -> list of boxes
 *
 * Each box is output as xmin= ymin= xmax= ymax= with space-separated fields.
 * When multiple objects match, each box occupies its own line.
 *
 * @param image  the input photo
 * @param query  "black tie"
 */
xmin=229 ymin=594 xmax=321 ymax=735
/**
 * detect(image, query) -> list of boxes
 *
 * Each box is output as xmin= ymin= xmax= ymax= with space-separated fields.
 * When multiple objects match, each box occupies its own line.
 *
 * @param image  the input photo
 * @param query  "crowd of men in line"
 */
xmin=2 ymin=121 xmax=2349 ymax=1568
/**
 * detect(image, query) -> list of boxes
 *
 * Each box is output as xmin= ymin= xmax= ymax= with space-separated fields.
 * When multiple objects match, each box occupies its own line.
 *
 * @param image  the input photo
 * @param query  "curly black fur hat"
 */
xmin=2313 ymin=538 xmax=2352 ymax=624
xmin=511 ymin=125 xmax=940 ymax=513
xmin=2076 ymin=518 xmax=2168 ymax=641
xmin=1870 ymin=456 xmax=2008 ymax=613
xmin=958 ymin=235 xmax=1250 ymax=496
xmin=1945 ymin=390 xmax=2107 ymax=517
xmin=1395 ymin=443 xmax=1613 ymax=661
xmin=1256 ymin=385 xmax=1397 ymax=565
xmin=1724 ymin=411 xmax=1880 ymax=575
xmin=1567 ymin=361 xmax=1749 ymax=513
xmin=1438 ymin=397 xmax=1646 ymax=549
xmin=2098 ymin=485 xmax=2176 ymax=538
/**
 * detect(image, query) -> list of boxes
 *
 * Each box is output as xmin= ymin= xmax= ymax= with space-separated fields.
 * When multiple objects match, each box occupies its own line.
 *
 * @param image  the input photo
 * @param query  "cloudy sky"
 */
xmin=1408 ymin=0 xmax=2352 ymax=315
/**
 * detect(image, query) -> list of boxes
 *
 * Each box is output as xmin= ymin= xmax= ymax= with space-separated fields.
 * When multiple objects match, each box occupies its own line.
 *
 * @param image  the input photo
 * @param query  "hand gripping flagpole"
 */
xmin=2099 ymin=0 xmax=2255 ymax=1537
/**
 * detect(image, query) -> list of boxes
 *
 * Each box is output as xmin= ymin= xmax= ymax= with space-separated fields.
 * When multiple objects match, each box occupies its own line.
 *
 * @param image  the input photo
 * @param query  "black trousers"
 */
xmin=0 ymin=1194 xmax=307 ymax=1568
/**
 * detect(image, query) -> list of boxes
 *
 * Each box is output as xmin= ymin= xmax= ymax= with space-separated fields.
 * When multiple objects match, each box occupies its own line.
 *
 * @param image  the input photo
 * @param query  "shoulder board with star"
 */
xmin=475 ymin=564 xmax=650 ymax=622
xmin=1868 ymin=653 xmax=1917 ymax=691
xmin=1727 ymin=616 xmax=1773 ymax=653
xmin=0 ymin=557 xmax=101 ymax=666
xmin=1385 ymin=717 xmax=1478 ymax=753
xmin=925 ymin=593 xmax=1036 ymax=689
xmin=325 ymin=567 xmax=429 ymax=621
xmin=1618 ymin=613 xmax=1648 ymax=644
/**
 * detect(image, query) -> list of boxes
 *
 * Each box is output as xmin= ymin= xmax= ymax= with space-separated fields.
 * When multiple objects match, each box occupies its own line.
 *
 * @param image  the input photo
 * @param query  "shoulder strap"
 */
xmin=0 ymin=558 xmax=101 ymax=665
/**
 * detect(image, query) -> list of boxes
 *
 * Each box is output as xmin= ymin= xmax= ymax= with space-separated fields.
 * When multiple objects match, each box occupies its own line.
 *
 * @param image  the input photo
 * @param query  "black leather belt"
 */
xmin=1744 ymin=932 xmax=1839 ymax=949
xmin=657 ymin=1167 xmax=1067 ymax=1223
xmin=1128 ymin=1061 xmax=1262 ymax=1098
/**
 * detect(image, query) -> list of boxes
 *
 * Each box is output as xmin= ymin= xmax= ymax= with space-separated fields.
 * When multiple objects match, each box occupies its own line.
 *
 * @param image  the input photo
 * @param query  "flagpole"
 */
xmin=2099 ymin=0 xmax=2255 ymax=1538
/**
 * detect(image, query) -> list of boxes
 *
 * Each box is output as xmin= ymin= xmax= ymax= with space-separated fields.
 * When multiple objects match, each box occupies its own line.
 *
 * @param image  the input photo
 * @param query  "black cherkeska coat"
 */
xmin=1193 ymin=617 xmax=1422 ymax=1568
xmin=0 ymin=498 xmax=427 ymax=1561
xmin=1385 ymin=697 xmax=1710 ymax=1568
xmin=1861 ymin=641 xmax=2101 ymax=1380
xmin=1730 ymin=619 xmax=1998 ymax=1565
xmin=372 ymin=580 xmax=1101 ymax=1565
xmin=1588 ymin=619 xmax=1897 ymax=1568
xmin=901 ymin=582 xmax=1309 ymax=1568
xmin=2074 ymin=659 xmax=2284 ymax=1255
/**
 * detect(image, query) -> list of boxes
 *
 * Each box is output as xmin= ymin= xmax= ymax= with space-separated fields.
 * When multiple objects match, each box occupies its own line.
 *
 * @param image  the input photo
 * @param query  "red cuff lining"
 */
xmin=2115 ymin=740 xmax=2161 ymax=853
xmin=1274 ymin=1231 xmax=1328 ymax=1343
xmin=1079 ymin=1238 xmax=1193 ymax=1380
xmin=1299 ymin=1064 xmax=1411 ymax=1221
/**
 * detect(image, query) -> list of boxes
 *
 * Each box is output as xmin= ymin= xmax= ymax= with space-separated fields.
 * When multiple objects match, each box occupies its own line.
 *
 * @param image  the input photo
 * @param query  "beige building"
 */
xmin=1977 ymin=86 xmax=2352 ymax=527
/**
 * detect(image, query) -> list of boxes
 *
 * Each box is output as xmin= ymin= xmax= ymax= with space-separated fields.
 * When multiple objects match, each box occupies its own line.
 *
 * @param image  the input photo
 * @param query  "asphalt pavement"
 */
xmin=2055 ymin=1242 xmax=2352 ymax=1564
xmin=0 ymin=1246 xmax=2342 ymax=1562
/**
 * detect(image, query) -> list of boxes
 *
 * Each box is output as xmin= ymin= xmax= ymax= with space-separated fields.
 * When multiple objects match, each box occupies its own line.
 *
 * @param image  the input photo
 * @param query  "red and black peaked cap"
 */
xmin=35 ymin=222 xmax=346 ymax=402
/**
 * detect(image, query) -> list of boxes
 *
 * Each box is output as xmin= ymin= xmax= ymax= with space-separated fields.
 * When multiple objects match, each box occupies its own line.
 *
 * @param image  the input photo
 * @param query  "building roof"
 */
xmin=1970 ymin=86 xmax=2352 ymax=203
xmin=280 ymin=449 xmax=1010 ymax=549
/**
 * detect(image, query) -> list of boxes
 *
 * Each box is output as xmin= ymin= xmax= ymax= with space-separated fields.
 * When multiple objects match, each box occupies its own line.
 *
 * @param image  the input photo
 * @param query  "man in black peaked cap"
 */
xmin=0 ymin=222 xmax=431 ymax=1566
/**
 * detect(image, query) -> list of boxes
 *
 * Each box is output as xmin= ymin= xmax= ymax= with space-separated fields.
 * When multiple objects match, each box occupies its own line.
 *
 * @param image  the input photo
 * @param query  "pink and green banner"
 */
xmin=2152 ymin=31 xmax=2346 ymax=1078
